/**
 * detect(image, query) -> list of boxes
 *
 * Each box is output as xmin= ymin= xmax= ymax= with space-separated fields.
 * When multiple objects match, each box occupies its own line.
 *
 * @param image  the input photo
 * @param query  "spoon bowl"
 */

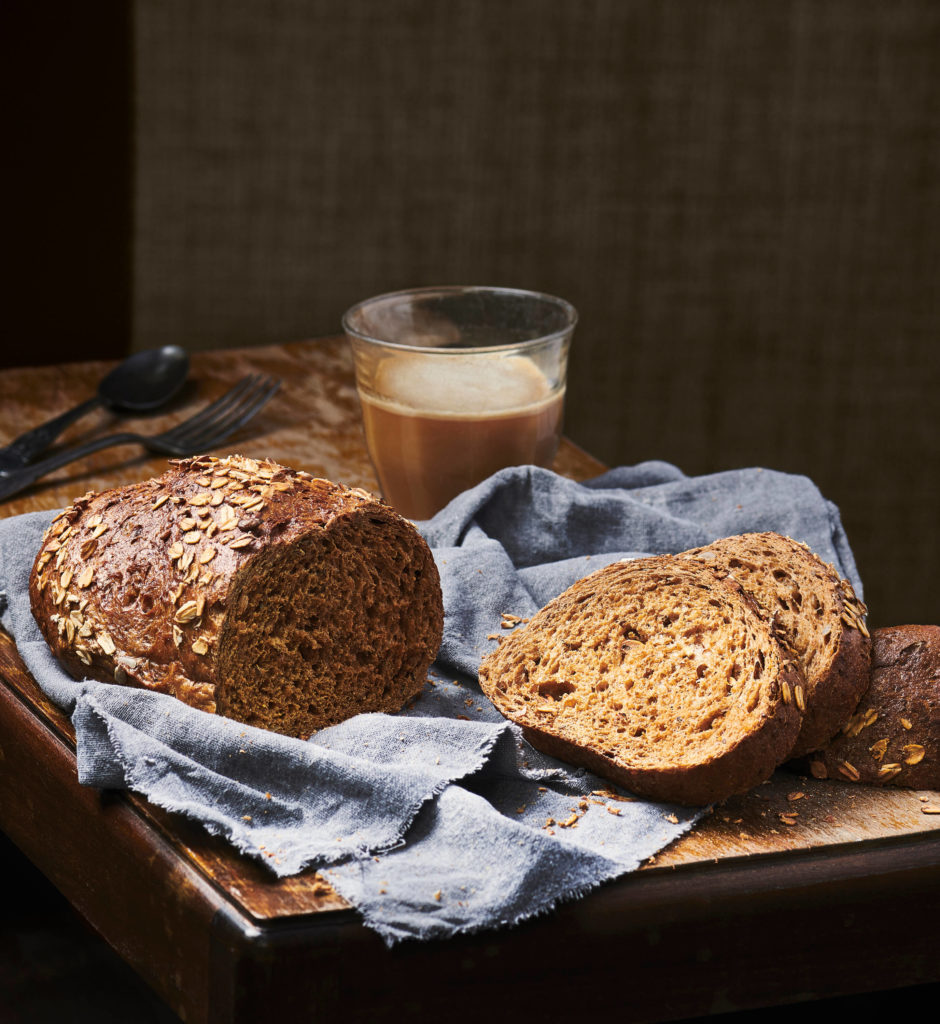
xmin=0 ymin=346 xmax=191 ymax=472
xmin=98 ymin=345 xmax=190 ymax=412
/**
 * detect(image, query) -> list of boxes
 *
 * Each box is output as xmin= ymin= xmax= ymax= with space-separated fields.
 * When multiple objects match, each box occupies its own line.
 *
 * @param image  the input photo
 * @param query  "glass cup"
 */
xmin=343 ymin=285 xmax=577 ymax=520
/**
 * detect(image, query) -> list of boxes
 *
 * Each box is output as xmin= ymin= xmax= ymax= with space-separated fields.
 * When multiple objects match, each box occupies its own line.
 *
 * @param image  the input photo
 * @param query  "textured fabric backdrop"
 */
xmin=131 ymin=1 xmax=940 ymax=624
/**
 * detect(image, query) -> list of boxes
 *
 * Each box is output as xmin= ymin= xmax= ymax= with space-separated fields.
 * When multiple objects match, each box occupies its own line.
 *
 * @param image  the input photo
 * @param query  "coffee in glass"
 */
xmin=344 ymin=286 xmax=576 ymax=520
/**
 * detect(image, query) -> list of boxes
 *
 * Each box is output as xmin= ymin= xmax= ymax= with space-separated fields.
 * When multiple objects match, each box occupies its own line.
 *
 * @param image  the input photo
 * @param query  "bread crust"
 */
xmin=681 ymin=533 xmax=872 ymax=757
xmin=479 ymin=556 xmax=804 ymax=806
xmin=29 ymin=454 xmax=443 ymax=737
xmin=796 ymin=625 xmax=940 ymax=789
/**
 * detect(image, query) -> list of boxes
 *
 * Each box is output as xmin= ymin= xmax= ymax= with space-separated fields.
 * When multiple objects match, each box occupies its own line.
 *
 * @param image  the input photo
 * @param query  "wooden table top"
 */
xmin=1 ymin=337 xmax=938 ymax=1023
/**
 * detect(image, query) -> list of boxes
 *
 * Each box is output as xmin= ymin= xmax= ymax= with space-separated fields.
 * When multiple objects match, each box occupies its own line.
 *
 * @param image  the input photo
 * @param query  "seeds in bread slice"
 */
xmin=680 ymin=532 xmax=871 ymax=757
xmin=478 ymin=556 xmax=804 ymax=806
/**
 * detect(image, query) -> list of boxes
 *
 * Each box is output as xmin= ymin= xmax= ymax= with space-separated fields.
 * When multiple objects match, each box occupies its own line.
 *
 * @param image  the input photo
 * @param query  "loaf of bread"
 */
xmin=796 ymin=625 xmax=940 ymax=789
xmin=29 ymin=454 xmax=444 ymax=738
xmin=478 ymin=556 xmax=805 ymax=806
xmin=680 ymin=533 xmax=871 ymax=757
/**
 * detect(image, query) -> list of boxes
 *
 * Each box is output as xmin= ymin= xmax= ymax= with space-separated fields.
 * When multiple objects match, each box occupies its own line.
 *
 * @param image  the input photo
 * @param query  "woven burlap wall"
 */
xmin=133 ymin=0 xmax=940 ymax=625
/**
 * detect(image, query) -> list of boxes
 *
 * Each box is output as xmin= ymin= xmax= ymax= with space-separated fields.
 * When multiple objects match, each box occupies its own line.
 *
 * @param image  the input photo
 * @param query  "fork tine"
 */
xmin=172 ymin=376 xmax=281 ymax=452
xmin=175 ymin=377 xmax=276 ymax=450
xmin=196 ymin=378 xmax=281 ymax=449
xmin=160 ymin=375 xmax=263 ymax=448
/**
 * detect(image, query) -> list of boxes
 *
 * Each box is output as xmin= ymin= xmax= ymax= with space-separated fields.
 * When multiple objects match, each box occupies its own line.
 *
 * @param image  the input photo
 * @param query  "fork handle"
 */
xmin=0 ymin=430 xmax=141 ymax=503
xmin=0 ymin=396 xmax=102 ymax=472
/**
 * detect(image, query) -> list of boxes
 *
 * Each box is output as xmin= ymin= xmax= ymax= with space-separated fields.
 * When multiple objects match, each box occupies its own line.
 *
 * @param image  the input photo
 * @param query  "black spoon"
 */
xmin=0 ymin=345 xmax=190 ymax=473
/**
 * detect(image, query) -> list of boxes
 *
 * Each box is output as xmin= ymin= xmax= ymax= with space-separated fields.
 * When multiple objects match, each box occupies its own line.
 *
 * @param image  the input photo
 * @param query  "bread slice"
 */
xmin=29 ymin=454 xmax=444 ymax=738
xmin=680 ymin=533 xmax=871 ymax=757
xmin=478 ymin=556 xmax=804 ymax=806
xmin=796 ymin=625 xmax=940 ymax=789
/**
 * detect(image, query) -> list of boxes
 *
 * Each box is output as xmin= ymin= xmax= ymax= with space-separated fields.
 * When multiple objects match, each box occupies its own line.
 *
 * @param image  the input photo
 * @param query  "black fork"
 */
xmin=0 ymin=375 xmax=281 ymax=502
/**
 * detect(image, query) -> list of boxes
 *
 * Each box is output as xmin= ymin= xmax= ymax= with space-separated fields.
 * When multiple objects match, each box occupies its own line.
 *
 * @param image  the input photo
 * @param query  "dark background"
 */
xmin=2 ymin=2 xmax=939 ymax=1019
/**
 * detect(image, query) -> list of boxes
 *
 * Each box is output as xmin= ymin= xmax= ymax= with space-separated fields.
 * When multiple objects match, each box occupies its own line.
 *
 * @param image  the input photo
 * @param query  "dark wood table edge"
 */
xmin=202 ymin=827 xmax=940 ymax=1022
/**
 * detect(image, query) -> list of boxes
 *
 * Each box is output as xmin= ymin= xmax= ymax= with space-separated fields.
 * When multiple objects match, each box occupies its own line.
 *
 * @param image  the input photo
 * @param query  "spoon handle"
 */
xmin=0 ymin=396 xmax=102 ymax=471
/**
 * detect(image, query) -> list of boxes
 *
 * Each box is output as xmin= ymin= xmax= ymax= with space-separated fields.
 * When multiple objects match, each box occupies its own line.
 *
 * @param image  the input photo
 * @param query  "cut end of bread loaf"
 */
xmin=479 ymin=557 xmax=804 ymax=806
xmin=794 ymin=624 xmax=940 ymax=789
xmin=681 ymin=533 xmax=871 ymax=756
xmin=216 ymin=504 xmax=440 ymax=736
xmin=29 ymin=454 xmax=443 ymax=738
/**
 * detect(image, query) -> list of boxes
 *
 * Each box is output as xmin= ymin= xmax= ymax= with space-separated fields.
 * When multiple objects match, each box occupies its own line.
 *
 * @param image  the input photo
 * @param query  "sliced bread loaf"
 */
xmin=680 ymin=533 xmax=871 ymax=757
xmin=797 ymin=625 xmax=940 ymax=789
xmin=478 ymin=556 xmax=804 ymax=806
xmin=29 ymin=454 xmax=444 ymax=738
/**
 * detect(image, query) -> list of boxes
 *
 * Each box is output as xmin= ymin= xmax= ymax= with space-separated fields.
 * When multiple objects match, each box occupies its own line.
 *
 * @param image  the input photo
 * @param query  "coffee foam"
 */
xmin=373 ymin=353 xmax=553 ymax=416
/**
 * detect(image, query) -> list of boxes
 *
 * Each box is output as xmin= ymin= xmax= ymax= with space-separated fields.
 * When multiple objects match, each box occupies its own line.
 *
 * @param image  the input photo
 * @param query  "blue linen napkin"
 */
xmin=0 ymin=461 xmax=862 ymax=944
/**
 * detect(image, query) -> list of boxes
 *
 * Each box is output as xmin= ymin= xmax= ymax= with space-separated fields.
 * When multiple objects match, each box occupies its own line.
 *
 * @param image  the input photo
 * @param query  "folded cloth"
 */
xmin=0 ymin=461 xmax=862 ymax=944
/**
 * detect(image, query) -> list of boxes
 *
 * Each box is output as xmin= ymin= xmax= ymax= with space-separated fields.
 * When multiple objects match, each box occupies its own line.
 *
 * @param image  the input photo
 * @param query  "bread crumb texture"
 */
xmin=680 ymin=533 xmax=871 ymax=757
xmin=29 ymin=454 xmax=443 ymax=738
xmin=479 ymin=555 xmax=804 ymax=806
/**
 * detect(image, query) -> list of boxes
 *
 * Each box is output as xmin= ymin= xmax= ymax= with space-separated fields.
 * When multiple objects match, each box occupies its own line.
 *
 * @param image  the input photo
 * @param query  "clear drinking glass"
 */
xmin=343 ymin=286 xmax=577 ymax=520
